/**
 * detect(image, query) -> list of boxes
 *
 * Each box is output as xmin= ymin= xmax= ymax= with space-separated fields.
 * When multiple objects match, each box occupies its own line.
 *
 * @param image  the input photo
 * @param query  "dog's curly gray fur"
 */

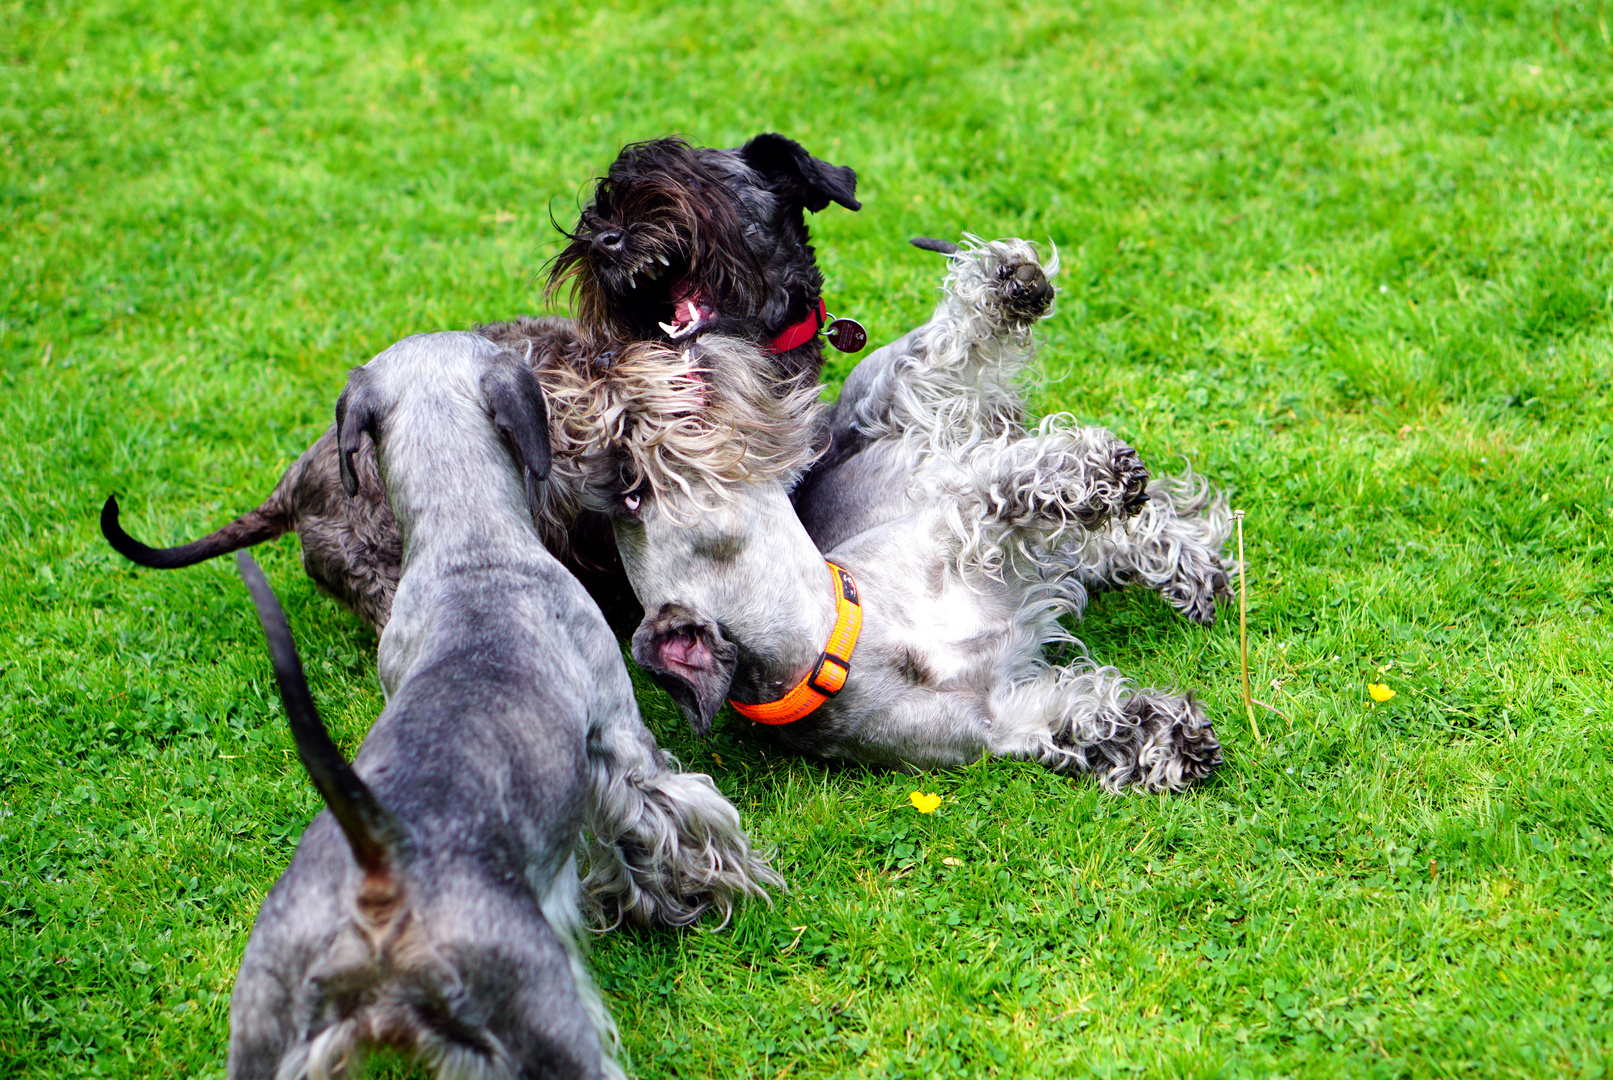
xmin=1049 ymin=468 xmax=1233 ymax=626
xmin=796 ymin=234 xmax=1234 ymax=626
xmin=621 ymin=239 xmax=1225 ymax=791
xmin=226 ymin=333 xmax=780 ymax=1079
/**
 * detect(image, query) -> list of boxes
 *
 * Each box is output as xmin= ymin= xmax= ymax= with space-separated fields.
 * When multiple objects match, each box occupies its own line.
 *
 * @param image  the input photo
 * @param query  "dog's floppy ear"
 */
xmin=739 ymin=133 xmax=861 ymax=213
xmin=334 ymin=370 xmax=379 ymax=499
xmin=631 ymin=607 xmax=740 ymax=736
xmin=482 ymin=360 xmax=552 ymax=518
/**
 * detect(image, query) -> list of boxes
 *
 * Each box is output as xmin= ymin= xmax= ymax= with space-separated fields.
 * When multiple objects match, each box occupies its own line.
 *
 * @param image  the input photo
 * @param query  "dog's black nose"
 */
xmin=593 ymin=229 xmax=626 ymax=252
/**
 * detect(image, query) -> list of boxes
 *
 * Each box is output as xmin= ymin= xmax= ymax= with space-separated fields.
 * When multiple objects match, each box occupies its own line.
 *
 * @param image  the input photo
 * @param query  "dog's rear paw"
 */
xmin=1048 ymin=682 xmax=1222 ymax=791
xmin=993 ymin=259 xmax=1054 ymax=321
xmin=1161 ymin=551 xmax=1229 ymax=626
xmin=1125 ymin=693 xmax=1223 ymax=792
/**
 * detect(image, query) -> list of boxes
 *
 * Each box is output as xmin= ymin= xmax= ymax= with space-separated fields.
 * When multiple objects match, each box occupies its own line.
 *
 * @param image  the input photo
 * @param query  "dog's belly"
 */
xmin=879 ymin=580 xmax=1018 ymax=686
xmin=831 ymin=518 xmax=1027 ymax=691
xmin=786 ymin=527 xmax=1028 ymax=771
xmin=795 ymin=448 xmax=918 ymax=553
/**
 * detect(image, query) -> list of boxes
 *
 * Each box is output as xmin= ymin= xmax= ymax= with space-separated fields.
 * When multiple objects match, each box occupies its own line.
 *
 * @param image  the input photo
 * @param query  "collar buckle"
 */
xmin=728 ymin=561 xmax=863 ymax=725
xmin=806 ymin=653 xmax=850 ymax=698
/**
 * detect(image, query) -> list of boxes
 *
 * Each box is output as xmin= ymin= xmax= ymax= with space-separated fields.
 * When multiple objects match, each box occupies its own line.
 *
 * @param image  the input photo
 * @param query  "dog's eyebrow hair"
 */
xmin=529 ymin=332 xmax=823 ymax=549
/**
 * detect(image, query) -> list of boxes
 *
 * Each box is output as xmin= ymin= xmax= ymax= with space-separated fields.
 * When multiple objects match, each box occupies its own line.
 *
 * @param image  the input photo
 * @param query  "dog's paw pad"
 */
xmin=1069 ymin=443 xmax=1149 ymax=527
xmin=994 ymin=260 xmax=1054 ymax=319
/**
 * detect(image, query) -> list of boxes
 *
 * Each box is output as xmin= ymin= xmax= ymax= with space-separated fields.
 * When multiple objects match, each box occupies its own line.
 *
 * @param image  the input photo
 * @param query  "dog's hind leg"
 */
xmin=580 ymin=698 xmax=783 ymax=929
xmin=987 ymin=663 xmax=1222 ymax=791
xmin=1055 ymin=469 xmax=1233 ymax=626
xmin=826 ymin=238 xmax=1056 ymax=450
xmin=938 ymin=420 xmax=1149 ymax=580
xmin=530 ymin=859 xmax=626 ymax=1080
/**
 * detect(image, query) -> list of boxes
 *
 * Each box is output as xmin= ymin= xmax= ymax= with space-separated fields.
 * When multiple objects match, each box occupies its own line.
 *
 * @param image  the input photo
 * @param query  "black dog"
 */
xmin=550 ymin=133 xmax=860 ymax=385
xmin=102 ymin=133 xmax=860 ymax=632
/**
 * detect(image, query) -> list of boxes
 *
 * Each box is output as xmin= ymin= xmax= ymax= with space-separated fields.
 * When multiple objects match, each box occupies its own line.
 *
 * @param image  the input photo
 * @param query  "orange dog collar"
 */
xmin=729 ymin=562 xmax=862 ymax=726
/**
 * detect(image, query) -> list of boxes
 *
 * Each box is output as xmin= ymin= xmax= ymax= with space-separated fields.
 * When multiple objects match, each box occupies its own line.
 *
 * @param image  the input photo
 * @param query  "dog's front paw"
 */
xmin=993 ymin=258 xmax=1054 ymax=322
xmin=1114 ymin=444 xmax=1150 ymax=517
xmin=1082 ymin=442 xmax=1149 ymax=525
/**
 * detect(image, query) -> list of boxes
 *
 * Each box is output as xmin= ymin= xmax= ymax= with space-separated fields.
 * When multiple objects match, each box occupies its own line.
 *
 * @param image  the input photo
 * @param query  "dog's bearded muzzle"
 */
xmin=631 ymin=604 xmax=739 ymax=735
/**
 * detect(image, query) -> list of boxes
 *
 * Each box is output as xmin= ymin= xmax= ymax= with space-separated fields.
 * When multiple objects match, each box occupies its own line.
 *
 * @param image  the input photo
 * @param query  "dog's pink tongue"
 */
xmin=663 ymin=276 xmax=715 ymax=338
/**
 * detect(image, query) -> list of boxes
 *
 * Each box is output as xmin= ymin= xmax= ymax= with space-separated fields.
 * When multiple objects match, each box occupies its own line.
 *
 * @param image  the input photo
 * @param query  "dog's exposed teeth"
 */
xmin=656 ymin=296 xmax=710 ymax=341
xmin=546 ymin=133 xmax=859 ymax=388
xmin=623 ymin=256 xmax=664 ymax=290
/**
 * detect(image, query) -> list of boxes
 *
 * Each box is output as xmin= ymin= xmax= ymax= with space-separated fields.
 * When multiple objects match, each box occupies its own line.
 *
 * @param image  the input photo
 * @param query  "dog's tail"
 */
xmin=102 ymin=492 xmax=292 ymax=569
xmin=235 ymin=552 xmax=625 ymax=1080
xmin=235 ymin=552 xmax=410 ymax=910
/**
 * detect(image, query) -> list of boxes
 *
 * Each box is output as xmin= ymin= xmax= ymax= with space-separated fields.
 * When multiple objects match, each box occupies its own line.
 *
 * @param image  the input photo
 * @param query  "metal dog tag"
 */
xmin=825 ymin=317 xmax=867 ymax=353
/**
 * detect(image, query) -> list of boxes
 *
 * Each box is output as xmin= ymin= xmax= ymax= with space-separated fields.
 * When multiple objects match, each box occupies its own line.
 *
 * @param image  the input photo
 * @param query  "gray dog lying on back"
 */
xmin=227 ymin=333 xmax=778 ymax=1080
xmin=619 ymin=240 xmax=1228 ymax=789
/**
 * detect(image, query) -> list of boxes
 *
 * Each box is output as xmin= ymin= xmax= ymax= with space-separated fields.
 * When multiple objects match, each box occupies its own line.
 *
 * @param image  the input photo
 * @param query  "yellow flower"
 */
xmin=1368 ymin=682 xmax=1396 ymax=703
xmin=909 ymin=791 xmax=941 ymax=813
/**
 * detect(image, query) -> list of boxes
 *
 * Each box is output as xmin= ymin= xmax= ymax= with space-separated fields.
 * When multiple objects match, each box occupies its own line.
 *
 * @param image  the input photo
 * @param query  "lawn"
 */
xmin=4 ymin=0 xmax=1613 ymax=1076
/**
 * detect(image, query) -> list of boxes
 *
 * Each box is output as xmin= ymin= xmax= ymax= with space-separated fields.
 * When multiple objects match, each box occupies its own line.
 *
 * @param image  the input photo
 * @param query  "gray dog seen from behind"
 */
xmin=226 ymin=333 xmax=779 ymax=1080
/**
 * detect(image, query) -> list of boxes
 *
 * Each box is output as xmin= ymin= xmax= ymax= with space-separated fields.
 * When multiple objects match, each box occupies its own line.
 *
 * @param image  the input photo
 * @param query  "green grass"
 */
xmin=4 ymin=0 xmax=1613 ymax=1075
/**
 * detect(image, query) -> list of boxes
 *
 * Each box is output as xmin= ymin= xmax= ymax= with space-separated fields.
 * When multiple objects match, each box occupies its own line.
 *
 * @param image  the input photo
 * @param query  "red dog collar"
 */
xmin=767 ymin=298 xmax=828 ymax=354
xmin=729 ymin=562 xmax=862 ymax=725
